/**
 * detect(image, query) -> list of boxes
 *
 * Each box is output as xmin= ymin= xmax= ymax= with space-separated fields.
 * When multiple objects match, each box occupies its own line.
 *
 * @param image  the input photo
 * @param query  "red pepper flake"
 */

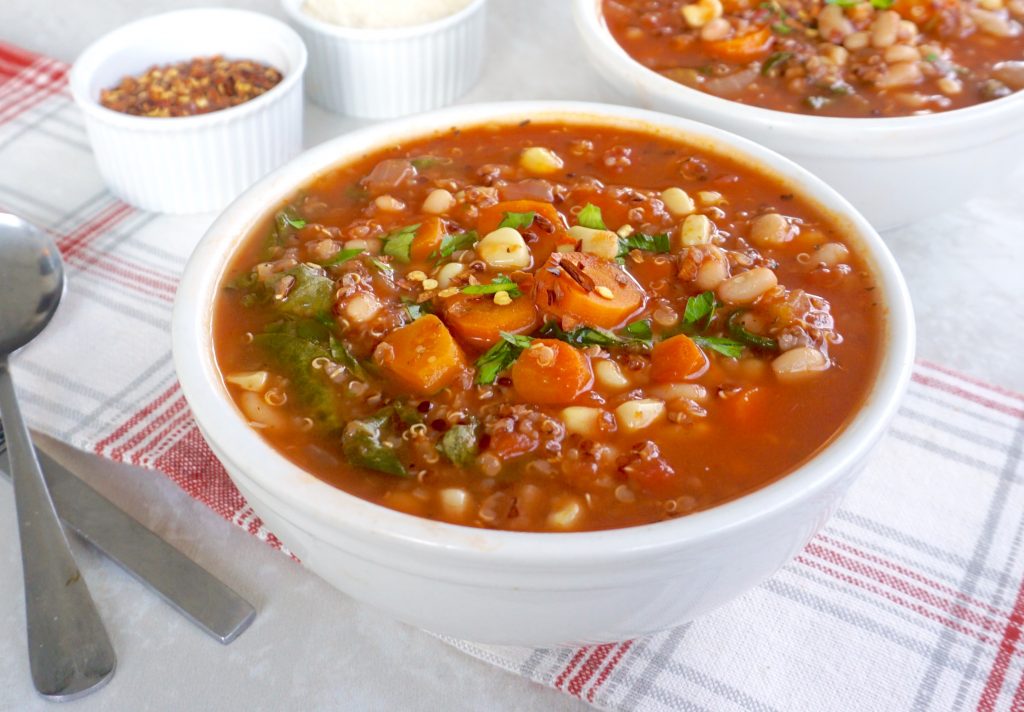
xmin=99 ymin=55 xmax=283 ymax=118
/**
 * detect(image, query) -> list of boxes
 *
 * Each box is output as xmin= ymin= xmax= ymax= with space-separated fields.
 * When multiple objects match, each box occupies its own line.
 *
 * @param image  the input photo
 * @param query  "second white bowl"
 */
xmin=573 ymin=0 xmax=1024 ymax=231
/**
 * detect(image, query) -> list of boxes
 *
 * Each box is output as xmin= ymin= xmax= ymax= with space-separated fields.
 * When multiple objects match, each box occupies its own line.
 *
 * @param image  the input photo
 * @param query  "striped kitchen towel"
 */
xmin=1 ymin=42 xmax=1023 ymax=712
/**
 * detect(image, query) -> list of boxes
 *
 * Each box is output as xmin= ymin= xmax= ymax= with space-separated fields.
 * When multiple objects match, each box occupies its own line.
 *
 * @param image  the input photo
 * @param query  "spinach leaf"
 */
xmin=273 ymin=264 xmax=335 ymax=319
xmin=342 ymin=411 xmax=407 ymax=477
xmin=727 ymin=310 xmax=778 ymax=351
xmin=439 ymin=423 xmax=479 ymax=468
xmin=253 ymin=322 xmax=340 ymax=429
xmin=320 ymin=247 xmax=363 ymax=267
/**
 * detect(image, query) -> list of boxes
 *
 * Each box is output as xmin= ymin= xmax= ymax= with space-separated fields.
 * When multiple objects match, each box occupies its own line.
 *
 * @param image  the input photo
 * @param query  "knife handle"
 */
xmin=0 ymin=424 xmax=256 ymax=644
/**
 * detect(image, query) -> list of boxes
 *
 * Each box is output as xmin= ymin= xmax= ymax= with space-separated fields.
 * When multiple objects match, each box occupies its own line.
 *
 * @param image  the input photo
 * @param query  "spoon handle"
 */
xmin=0 ymin=357 xmax=116 ymax=700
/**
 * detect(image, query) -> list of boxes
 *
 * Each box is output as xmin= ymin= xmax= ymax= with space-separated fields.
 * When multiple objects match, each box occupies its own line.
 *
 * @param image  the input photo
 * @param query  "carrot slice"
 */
xmin=442 ymin=292 xmax=540 ymax=349
xmin=650 ymin=334 xmax=709 ymax=383
xmin=702 ymin=26 xmax=773 ymax=62
xmin=534 ymin=252 xmax=646 ymax=330
xmin=410 ymin=216 xmax=446 ymax=263
xmin=511 ymin=339 xmax=593 ymax=405
xmin=376 ymin=315 xmax=466 ymax=394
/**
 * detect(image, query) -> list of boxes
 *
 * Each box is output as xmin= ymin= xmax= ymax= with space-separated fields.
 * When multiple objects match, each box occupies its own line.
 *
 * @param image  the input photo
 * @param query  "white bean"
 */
xmin=615 ymin=399 xmax=666 ymax=432
xmin=594 ymin=359 xmax=631 ymax=391
xmin=717 ymin=267 xmax=778 ymax=305
xmin=772 ymin=347 xmax=829 ymax=378
xmin=560 ymin=406 xmax=603 ymax=437
xmin=477 ymin=227 xmax=531 ymax=269
xmin=749 ymin=213 xmax=795 ymax=247
xmin=422 ymin=189 xmax=455 ymax=215
xmin=694 ymin=246 xmax=730 ymax=291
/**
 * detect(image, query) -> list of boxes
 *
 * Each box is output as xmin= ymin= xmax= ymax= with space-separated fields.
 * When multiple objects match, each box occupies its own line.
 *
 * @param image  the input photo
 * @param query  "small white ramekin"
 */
xmin=281 ymin=0 xmax=486 ymax=119
xmin=174 ymin=101 xmax=915 ymax=646
xmin=572 ymin=0 xmax=1024 ymax=231
xmin=69 ymin=9 xmax=307 ymax=215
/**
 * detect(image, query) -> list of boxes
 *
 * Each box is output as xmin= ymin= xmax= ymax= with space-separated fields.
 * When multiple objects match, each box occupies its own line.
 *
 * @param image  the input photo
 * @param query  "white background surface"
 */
xmin=0 ymin=0 xmax=1022 ymax=710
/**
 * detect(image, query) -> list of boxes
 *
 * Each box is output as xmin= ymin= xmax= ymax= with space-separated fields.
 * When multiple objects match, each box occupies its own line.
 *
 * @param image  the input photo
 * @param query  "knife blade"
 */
xmin=0 ymin=425 xmax=255 ymax=644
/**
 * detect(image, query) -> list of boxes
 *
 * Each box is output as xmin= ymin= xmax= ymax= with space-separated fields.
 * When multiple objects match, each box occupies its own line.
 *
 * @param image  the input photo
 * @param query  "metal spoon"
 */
xmin=0 ymin=212 xmax=116 ymax=700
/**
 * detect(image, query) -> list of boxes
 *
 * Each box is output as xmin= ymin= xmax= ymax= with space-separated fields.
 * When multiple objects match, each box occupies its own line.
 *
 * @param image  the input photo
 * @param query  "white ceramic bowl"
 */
xmin=572 ymin=0 xmax=1024 ymax=232
xmin=281 ymin=0 xmax=487 ymax=118
xmin=173 ymin=101 xmax=915 ymax=646
xmin=69 ymin=9 xmax=306 ymax=215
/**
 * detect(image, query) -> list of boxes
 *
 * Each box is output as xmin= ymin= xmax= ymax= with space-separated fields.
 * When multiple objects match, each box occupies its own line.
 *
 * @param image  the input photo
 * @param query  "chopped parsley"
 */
xmin=683 ymin=291 xmax=719 ymax=330
xmin=462 ymin=275 xmax=522 ymax=298
xmin=692 ymin=335 xmax=746 ymax=359
xmin=617 ymin=232 xmax=671 ymax=258
xmin=577 ymin=203 xmax=607 ymax=230
xmin=762 ymin=51 xmax=792 ymax=76
xmin=475 ymin=331 xmax=533 ymax=384
xmin=380 ymin=223 xmax=421 ymax=263
xmin=540 ymin=318 xmax=653 ymax=349
xmin=498 ymin=211 xmax=536 ymax=230
xmin=319 ymin=247 xmax=363 ymax=266
xmin=437 ymin=230 xmax=477 ymax=259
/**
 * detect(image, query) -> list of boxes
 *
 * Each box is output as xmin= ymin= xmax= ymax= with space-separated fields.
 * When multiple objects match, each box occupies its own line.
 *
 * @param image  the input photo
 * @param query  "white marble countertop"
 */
xmin=1 ymin=0 xmax=1022 ymax=709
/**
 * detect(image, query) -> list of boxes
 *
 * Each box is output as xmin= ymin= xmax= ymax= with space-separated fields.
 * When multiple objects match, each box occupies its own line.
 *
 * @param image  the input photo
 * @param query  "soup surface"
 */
xmin=213 ymin=121 xmax=884 ymax=532
xmin=603 ymin=0 xmax=1024 ymax=117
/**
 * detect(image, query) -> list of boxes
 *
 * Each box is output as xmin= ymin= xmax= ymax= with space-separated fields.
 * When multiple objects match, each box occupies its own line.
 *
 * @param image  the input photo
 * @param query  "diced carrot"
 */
xmin=534 ymin=252 xmax=646 ymax=329
xmin=719 ymin=386 xmax=766 ymax=427
xmin=891 ymin=0 xmax=956 ymax=22
xmin=377 ymin=315 xmax=466 ymax=395
xmin=702 ymin=26 xmax=773 ymax=62
xmin=650 ymin=334 xmax=709 ymax=383
xmin=442 ymin=292 xmax=540 ymax=349
xmin=511 ymin=339 xmax=593 ymax=405
xmin=410 ymin=216 xmax=446 ymax=263
xmin=477 ymin=200 xmax=567 ymax=236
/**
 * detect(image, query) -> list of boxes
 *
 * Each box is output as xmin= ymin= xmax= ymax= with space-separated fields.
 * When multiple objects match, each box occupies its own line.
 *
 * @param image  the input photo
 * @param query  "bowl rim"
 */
xmin=68 ymin=7 xmax=308 ymax=130
xmin=571 ymin=0 xmax=1024 ymax=136
xmin=280 ymin=0 xmax=487 ymax=40
xmin=172 ymin=100 xmax=915 ymax=566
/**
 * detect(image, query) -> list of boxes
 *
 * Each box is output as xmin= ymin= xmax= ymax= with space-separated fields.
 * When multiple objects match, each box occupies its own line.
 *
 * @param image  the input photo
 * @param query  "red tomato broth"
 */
xmin=212 ymin=121 xmax=884 ymax=532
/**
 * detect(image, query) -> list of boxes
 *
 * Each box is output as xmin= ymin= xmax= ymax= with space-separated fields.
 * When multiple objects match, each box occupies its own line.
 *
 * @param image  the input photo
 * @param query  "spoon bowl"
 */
xmin=0 ymin=214 xmax=64 ymax=354
xmin=0 ymin=212 xmax=116 ymax=700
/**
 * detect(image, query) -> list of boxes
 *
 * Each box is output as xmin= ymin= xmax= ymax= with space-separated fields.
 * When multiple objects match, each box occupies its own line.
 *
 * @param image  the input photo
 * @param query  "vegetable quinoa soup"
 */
xmin=213 ymin=120 xmax=885 ymax=532
xmin=602 ymin=0 xmax=1024 ymax=117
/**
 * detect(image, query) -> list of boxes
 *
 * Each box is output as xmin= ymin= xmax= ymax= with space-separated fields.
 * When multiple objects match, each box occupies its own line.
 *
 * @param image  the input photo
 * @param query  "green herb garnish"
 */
xmin=683 ymin=291 xmax=719 ymax=330
xmin=411 ymin=156 xmax=441 ymax=170
xmin=320 ymin=247 xmax=363 ymax=267
xmin=617 ymin=232 xmax=671 ymax=258
xmin=381 ymin=223 xmax=421 ymax=263
xmin=727 ymin=310 xmax=779 ymax=351
xmin=577 ymin=203 xmax=607 ymax=230
xmin=275 ymin=209 xmax=306 ymax=231
xmin=692 ymin=335 xmax=746 ymax=358
xmin=402 ymin=298 xmax=433 ymax=321
xmin=438 ymin=230 xmax=477 ymax=259
xmin=475 ymin=331 xmax=533 ymax=384
xmin=329 ymin=336 xmax=367 ymax=380
xmin=870 ymin=0 xmax=894 ymax=8
xmin=498 ymin=211 xmax=536 ymax=230
xmin=762 ymin=52 xmax=792 ymax=76
xmin=369 ymin=257 xmax=393 ymax=273
xmin=772 ymin=22 xmax=793 ymax=34
xmin=462 ymin=275 xmax=522 ymax=299
xmin=540 ymin=319 xmax=652 ymax=349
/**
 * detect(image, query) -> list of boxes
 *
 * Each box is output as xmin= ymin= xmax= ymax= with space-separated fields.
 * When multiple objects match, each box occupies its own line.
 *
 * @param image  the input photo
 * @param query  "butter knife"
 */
xmin=0 ymin=425 xmax=256 ymax=644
